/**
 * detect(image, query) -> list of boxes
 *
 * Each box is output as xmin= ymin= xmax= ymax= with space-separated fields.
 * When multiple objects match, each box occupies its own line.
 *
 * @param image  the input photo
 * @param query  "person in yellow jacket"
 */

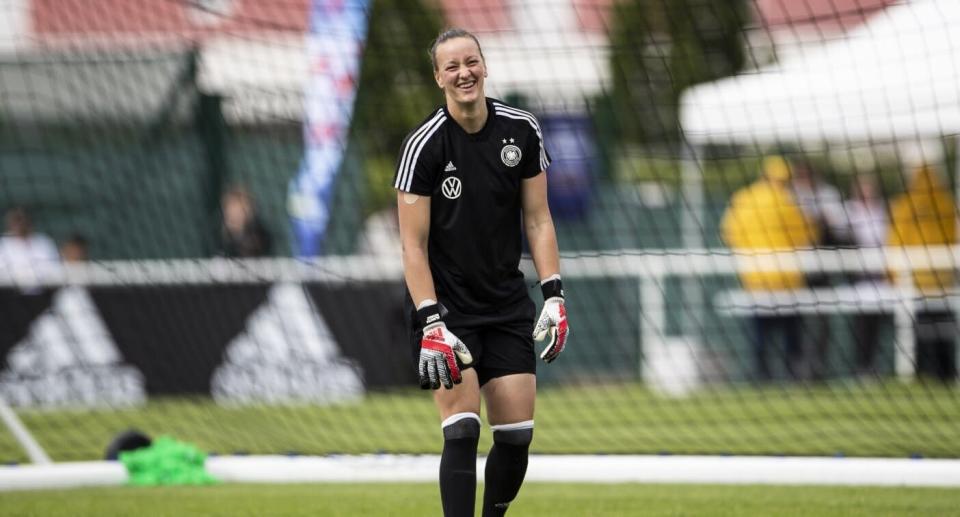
xmin=887 ymin=165 xmax=957 ymax=382
xmin=721 ymin=156 xmax=820 ymax=382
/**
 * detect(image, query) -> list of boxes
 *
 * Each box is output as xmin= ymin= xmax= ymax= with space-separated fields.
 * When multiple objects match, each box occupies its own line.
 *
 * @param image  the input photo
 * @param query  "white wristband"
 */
xmin=417 ymin=299 xmax=438 ymax=310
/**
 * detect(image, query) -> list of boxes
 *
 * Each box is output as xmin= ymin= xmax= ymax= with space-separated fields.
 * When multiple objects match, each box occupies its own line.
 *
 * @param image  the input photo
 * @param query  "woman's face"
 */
xmin=223 ymin=195 xmax=251 ymax=232
xmin=434 ymin=37 xmax=486 ymax=106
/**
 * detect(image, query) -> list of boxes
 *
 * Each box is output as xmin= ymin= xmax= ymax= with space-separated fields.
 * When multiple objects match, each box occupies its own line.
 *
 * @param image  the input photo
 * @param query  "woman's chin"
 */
xmin=452 ymin=90 xmax=483 ymax=105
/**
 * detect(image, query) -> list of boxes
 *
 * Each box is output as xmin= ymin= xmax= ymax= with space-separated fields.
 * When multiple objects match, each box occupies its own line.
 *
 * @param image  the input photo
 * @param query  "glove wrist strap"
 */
xmin=541 ymin=278 xmax=563 ymax=300
xmin=417 ymin=302 xmax=446 ymax=329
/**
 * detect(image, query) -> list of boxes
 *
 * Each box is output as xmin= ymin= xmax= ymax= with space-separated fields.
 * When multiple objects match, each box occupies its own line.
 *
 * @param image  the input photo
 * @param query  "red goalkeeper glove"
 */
xmin=417 ymin=303 xmax=474 ymax=390
xmin=534 ymin=278 xmax=568 ymax=363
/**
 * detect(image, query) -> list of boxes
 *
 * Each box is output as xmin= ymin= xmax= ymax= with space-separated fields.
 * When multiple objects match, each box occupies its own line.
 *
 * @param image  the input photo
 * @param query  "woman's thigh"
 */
xmin=433 ymin=367 xmax=482 ymax=421
xmin=482 ymin=373 xmax=536 ymax=426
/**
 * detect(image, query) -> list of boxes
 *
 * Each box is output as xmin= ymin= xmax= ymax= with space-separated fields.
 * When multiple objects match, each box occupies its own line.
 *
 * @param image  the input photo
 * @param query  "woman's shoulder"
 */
xmin=489 ymin=98 xmax=543 ymax=135
xmin=409 ymin=106 xmax=449 ymax=132
xmin=400 ymin=106 xmax=450 ymax=149
xmin=489 ymin=98 xmax=540 ymax=120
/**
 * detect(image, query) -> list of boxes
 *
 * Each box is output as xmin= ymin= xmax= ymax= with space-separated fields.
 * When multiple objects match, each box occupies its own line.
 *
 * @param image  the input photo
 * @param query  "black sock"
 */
xmin=482 ymin=425 xmax=533 ymax=517
xmin=440 ymin=414 xmax=481 ymax=517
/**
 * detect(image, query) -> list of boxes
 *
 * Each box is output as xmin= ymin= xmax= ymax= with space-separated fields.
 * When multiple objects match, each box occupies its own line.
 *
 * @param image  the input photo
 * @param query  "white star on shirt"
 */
xmin=510 ymin=138 xmax=515 ymax=143
xmin=502 ymin=139 xmax=507 ymax=144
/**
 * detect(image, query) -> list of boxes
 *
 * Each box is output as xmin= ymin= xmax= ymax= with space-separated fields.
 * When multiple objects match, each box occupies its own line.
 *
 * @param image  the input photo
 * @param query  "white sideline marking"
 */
xmin=1 ymin=455 xmax=959 ymax=491
xmin=0 ymin=461 xmax=126 ymax=491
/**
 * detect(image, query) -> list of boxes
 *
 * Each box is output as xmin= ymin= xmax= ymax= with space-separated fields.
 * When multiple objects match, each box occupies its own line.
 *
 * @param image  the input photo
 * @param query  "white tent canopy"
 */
xmin=680 ymin=0 xmax=960 ymax=146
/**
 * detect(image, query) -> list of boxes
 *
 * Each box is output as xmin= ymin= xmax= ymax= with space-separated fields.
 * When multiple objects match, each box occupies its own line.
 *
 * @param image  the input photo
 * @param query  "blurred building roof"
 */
xmin=442 ymin=0 xmax=613 ymax=33
xmin=755 ymin=0 xmax=899 ymax=34
xmin=745 ymin=0 xmax=903 ymax=73
xmin=0 ymin=47 xmax=198 ymax=123
xmin=5 ymin=0 xmax=312 ymax=124
xmin=31 ymin=0 xmax=309 ymax=41
xmin=3 ymin=0 xmax=610 ymax=121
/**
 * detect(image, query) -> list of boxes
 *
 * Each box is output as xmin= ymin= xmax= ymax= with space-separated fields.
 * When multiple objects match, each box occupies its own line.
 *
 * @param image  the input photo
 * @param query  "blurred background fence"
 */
xmin=0 ymin=0 xmax=959 ymax=463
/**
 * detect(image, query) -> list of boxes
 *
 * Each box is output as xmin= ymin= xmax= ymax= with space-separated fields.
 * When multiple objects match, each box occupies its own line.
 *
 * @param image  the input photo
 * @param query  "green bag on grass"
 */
xmin=119 ymin=436 xmax=219 ymax=486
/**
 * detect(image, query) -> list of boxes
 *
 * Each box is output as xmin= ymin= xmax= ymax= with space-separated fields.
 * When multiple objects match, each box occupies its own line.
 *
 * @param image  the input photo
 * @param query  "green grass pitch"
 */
xmin=2 ymin=483 xmax=959 ymax=516
xmin=2 ymin=381 xmax=957 ymax=463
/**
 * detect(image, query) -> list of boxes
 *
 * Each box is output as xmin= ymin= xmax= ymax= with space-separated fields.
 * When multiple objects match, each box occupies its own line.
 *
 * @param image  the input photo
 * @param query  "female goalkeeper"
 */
xmin=393 ymin=28 xmax=569 ymax=517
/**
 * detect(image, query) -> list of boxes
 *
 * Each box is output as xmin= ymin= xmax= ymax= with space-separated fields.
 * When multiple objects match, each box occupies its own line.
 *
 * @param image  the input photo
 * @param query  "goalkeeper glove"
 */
xmin=534 ymin=277 xmax=568 ymax=363
xmin=417 ymin=302 xmax=474 ymax=390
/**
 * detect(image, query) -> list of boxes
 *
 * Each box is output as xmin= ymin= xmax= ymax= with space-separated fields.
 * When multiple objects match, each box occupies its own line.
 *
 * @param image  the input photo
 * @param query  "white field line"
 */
xmin=1 ymin=455 xmax=959 ymax=491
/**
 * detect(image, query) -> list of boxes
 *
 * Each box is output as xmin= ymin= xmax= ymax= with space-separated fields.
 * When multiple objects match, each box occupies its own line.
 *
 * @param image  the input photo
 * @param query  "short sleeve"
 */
xmin=520 ymin=117 xmax=550 ymax=179
xmin=393 ymin=111 xmax=446 ymax=195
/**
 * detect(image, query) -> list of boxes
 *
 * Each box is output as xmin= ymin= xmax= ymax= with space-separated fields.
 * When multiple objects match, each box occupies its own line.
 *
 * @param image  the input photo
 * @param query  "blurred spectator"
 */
xmin=721 ymin=156 xmax=819 ymax=382
xmin=220 ymin=186 xmax=272 ymax=258
xmin=887 ymin=165 xmax=957 ymax=382
xmin=60 ymin=234 xmax=90 ymax=263
xmin=844 ymin=174 xmax=889 ymax=376
xmin=791 ymin=159 xmax=846 ymax=381
xmin=791 ymin=159 xmax=849 ymax=247
xmin=0 ymin=207 xmax=61 ymax=292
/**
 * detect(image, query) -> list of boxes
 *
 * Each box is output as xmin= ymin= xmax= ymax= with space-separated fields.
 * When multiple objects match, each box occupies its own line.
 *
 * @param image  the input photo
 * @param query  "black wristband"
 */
xmin=416 ymin=302 xmax=448 ymax=328
xmin=541 ymin=278 xmax=563 ymax=300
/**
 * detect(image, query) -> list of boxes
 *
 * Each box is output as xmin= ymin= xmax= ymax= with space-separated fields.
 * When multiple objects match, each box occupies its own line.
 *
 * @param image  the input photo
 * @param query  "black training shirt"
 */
xmin=394 ymin=97 xmax=551 ymax=320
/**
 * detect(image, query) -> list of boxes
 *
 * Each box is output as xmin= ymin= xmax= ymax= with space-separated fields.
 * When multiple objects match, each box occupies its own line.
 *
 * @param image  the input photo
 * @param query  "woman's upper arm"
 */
xmin=521 ymin=171 xmax=549 ymax=223
xmin=397 ymin=191 xmax=431 ymax=251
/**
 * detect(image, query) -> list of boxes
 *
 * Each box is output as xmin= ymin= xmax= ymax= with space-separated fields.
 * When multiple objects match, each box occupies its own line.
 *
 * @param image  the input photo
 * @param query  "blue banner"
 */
xmin=541 ymin=114 xmax=596 ymax=220
xmin=288 ymin=0 xmax=370 ymax=256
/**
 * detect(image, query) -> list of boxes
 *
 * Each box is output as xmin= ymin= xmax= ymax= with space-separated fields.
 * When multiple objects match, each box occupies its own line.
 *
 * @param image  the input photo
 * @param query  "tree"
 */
xmin=608 ymin=0 xmax=747 ymax=144
xmin=350 ymin=0 xmax=444 ymax=215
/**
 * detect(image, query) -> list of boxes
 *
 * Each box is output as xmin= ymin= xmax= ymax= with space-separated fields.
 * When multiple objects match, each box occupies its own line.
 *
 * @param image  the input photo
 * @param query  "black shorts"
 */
xmin=408 ymin=300 xmax=537 ymax=386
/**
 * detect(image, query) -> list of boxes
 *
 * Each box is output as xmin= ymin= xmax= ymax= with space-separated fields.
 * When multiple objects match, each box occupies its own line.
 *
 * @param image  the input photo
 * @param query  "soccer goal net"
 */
xmin=0 ymin=0 xmax=958 ymax=465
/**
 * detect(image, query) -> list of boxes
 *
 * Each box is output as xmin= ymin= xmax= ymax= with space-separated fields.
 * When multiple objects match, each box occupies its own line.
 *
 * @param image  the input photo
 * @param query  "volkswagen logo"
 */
xmin=441 ymin=177 xmax=462 ymax=199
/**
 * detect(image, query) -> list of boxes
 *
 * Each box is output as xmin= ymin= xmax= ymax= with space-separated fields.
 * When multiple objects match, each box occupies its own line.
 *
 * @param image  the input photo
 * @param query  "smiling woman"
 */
xmin=393 ymin=28 xmax=568 ymax=517
xmin=430 ymin=30 xmax=488 ymax=121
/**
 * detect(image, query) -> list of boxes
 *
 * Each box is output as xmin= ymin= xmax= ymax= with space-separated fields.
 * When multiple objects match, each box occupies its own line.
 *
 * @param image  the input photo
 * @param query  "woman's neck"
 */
xmin=448 ymin=98 xmax=488 ymax=134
